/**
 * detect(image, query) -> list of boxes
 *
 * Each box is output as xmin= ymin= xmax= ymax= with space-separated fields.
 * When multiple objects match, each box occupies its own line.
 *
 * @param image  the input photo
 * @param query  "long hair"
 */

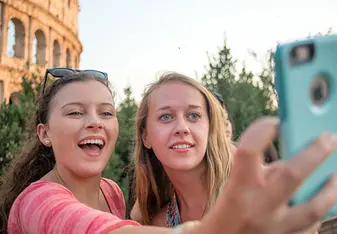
xmin=0 ymin=72 xmax=112 ymax=233
xmin=132 ymin=72 xmax=232 ymax=224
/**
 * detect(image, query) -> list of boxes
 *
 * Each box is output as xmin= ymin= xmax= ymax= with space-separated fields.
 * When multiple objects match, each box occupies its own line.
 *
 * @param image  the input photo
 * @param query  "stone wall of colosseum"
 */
xmin=0 ymin=0 xmax=82 ymax=103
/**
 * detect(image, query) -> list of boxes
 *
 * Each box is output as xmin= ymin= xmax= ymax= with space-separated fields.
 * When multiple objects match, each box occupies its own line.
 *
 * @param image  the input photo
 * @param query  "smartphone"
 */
xmin=274 ymin=34 xmax=337 ymax=221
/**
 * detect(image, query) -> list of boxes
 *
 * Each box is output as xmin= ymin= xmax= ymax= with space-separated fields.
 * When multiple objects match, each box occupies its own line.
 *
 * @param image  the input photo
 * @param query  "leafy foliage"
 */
xmin=0 ymin=75 xmax=40 ymax=175
xmin=102 ymin=86 xmax=138 ymax=199
xmin=201 ymin=39 xmax=276 ymax=140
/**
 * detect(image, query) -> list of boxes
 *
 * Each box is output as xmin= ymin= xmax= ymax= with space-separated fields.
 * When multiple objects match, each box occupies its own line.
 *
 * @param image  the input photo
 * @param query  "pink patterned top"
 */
xmin=8 ymin=178 xmax=140 ymax=234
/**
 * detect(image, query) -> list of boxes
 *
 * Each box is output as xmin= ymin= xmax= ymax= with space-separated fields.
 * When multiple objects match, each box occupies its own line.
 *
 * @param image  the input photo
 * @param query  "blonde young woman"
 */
xmin=127 ymin=88 xmax=235 ymax=220
xmin=130 ymin=72 xmax=325 ymax=234
xmin=130 ymin=72 xmax=232 ymax=226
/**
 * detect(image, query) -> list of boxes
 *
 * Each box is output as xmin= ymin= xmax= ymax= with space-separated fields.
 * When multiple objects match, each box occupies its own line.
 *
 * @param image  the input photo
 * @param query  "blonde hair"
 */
xmin=132 ymin=72 xmax=232 ymax=225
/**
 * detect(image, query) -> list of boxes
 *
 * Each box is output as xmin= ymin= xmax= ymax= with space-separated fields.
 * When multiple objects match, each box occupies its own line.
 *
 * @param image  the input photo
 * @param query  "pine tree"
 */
xmin=201 ymin=39 xmax=275 ymax=139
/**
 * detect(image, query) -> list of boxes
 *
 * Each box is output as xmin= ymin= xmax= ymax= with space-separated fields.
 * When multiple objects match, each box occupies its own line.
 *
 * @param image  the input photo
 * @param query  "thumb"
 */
xmin=232 ymin=117 xmax=279 ymax=183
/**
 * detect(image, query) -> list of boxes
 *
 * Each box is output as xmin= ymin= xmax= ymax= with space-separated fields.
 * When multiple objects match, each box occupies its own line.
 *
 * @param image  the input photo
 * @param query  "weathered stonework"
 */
xmin=0 ymin=0 xmax=82 ymax=103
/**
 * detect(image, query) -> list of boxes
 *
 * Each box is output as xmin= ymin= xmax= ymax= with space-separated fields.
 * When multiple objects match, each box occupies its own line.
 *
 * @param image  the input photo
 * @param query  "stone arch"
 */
xmin=9 ymin=91 xmax=20 ymax=105
xmin=53 ymin=40 xmax=61 ymax=67
xmin=32 ymin=29 xmax=46 ymax=65
xmin=6 ymin=17 xmax=25 ymax=59
xmin=66 ymin=48 xmax=71 ymax=68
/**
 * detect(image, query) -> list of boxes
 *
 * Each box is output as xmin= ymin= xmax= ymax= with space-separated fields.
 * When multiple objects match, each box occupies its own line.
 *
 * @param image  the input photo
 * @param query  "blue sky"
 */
xmin=78 ymin=0 xmax=336 ymax=103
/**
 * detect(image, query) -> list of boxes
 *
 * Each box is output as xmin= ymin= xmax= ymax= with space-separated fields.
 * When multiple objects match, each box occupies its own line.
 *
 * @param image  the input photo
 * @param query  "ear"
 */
xmin=142 ymin=128 xmax=151 ymax=149
xmin=37 ymin=123 xmax=51 ymax=147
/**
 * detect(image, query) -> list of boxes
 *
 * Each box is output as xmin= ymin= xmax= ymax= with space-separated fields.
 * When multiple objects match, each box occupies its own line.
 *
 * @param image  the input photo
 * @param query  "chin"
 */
xmin=75 ymin=164 xmax=106 ymax=178
xmin=168 ymin=161 xmax=205 ymax=172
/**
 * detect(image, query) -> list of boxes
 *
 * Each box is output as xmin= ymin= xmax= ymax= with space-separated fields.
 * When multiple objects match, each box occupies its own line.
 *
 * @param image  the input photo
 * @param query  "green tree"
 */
xmin=102 ymin=152 xmax=129 ymax=196
xmin=202 ymin=39 xmax=237 ymax=96
xmin=0 ymin=74 xmax=41 ymax=175
xmin=103 ymin=86 xmax=138 ymax=198
xmin=115 ymin=86 xmax=138 ymax=166
xmin=201 ymin=39 xmax=276 ymax=139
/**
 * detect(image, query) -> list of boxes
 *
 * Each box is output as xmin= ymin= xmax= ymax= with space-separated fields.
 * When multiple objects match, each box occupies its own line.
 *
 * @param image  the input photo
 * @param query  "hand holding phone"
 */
xmin=275 ymin=34 xmax=337 ymax=221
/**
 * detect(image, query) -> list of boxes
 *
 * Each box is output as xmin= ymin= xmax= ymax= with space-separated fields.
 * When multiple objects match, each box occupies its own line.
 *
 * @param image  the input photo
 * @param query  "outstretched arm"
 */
xmin=8 ymin=181 xmax=139 ymax=234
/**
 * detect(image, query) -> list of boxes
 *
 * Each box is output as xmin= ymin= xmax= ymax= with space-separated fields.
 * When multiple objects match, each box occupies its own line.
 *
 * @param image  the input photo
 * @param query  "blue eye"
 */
xmin=159 ymin=114 xmax=173 ymax=121
xmin=188 ymin=112 xmax=200 ymax=120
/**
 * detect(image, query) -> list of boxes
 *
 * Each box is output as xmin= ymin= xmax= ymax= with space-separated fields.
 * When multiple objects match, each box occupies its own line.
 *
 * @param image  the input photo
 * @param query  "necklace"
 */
xmin=54 ymin=169 xmax=67 ymax=187
xmin=53 ymin=168 xmax=107 ymax=212
xmin=165 ymin=192 xmax=207 ymax=227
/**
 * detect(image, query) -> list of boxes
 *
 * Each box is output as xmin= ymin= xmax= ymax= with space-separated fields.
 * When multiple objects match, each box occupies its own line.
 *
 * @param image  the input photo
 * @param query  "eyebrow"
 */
xmin=155 ymin=104 xmax=202 ymax=112
xmin=61 ymin=102 xmax=114 ymax=110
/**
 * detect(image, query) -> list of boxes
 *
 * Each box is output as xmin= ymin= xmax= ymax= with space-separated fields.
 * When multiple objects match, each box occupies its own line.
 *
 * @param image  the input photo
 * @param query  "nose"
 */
xmin=174 ymin=116 xmax=190 ymax=136
xmin=85 ymin=114 xmax=103 ymax=131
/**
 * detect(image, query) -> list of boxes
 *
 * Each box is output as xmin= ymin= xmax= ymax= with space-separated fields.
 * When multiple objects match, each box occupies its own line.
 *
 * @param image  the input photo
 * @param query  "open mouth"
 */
xmin=78 ymin=139 xmax=105 ymax=153
xmin=170 ymin=144 xmax=194 ymax=149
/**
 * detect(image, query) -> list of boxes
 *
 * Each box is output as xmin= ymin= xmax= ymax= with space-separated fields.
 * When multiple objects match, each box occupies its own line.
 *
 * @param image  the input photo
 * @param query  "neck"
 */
xmin=165 ymin=163 xmax=208 ymax=221
xmin=53 ymin=165 xmax=102 ymax=209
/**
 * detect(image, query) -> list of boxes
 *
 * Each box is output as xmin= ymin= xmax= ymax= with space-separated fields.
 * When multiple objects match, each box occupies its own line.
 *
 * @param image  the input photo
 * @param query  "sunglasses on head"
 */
xmin=41 ymin=68 xmax=108 ymax=95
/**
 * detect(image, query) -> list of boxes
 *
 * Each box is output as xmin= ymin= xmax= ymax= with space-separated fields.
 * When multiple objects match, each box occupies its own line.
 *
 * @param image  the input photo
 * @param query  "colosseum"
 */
xmin=0 ymin=0 xmax=82 ymax=104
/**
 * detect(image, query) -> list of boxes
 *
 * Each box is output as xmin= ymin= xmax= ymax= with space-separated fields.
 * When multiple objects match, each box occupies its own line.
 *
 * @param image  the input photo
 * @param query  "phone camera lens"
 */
xmin=289 ymin=43 xmax=315 ymax=66
xmin=310 ymin=75 xmax=329 ymax=106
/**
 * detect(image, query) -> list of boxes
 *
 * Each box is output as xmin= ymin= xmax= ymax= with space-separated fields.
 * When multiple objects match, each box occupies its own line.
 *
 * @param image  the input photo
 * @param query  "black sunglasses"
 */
xmin=42 ymin=68 xmax=108 ymax=94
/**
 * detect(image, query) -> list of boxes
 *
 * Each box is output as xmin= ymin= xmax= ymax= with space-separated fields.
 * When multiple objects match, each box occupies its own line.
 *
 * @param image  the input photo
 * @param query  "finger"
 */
xmin=268 ymin=132 xmax=337 ymax=203
xmin=282 ymin=173 xmax=337 ymax=232
xmin=233 ymin=117 xmax=279 ymax=182
xmin=286 ymin=132 xmax=337 ymax=185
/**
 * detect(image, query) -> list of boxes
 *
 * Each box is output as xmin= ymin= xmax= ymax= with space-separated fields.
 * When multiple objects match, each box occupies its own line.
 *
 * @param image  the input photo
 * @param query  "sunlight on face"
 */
xmin=144 ymin=81 xmax=209 ymax=173
xmin=43 ymin=80 xmax=118 ymax=177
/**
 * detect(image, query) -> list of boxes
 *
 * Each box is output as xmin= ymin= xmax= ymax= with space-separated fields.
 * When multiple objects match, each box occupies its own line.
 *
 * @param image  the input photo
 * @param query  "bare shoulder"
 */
xmin=150 ymin=205 xmax=167 ymax=227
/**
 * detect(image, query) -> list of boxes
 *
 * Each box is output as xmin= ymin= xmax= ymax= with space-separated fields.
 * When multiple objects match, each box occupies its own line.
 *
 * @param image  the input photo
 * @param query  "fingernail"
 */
xmin=327 ymin=133 xmax=337 ymax=144
xmin=322 ymin=134 xmax=337 ymax=154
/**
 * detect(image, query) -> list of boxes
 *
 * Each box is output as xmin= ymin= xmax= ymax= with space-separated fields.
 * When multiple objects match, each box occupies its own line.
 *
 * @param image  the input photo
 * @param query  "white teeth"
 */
xmin=78 ymin=139 xmax=104 ymax=145
xmin=172 ymin=144 xmax=191 ymax=149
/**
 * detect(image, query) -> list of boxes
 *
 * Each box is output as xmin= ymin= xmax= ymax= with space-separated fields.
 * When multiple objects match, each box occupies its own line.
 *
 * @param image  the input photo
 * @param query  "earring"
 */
xmin=44 ymin=139 xmax=51 ymax=146
xmin=144 ymin=142 xmax=151 ymax=149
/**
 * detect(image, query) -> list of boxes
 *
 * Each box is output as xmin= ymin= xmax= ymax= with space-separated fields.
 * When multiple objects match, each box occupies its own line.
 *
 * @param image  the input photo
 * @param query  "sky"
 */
xmin=78 ymin=0 xmax=337 ymax=104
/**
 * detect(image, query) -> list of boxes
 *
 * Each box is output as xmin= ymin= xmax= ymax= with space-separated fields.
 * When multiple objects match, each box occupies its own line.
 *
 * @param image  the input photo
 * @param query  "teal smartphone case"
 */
xmin=275 ymin=34 xmax=337 ymax=220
